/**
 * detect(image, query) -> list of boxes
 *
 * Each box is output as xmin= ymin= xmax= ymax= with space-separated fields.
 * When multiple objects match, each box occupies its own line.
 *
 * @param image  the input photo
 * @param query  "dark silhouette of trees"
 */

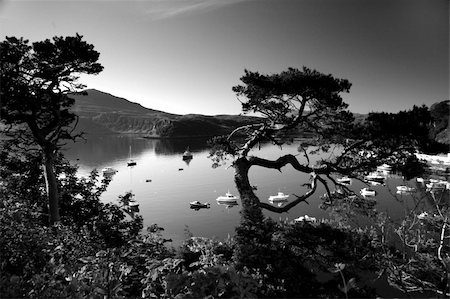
xmin=429 ymin=100 xmax=450 ymax=148
xmin=210 ymin=67 xmax=418 ymax=222
xmin=366 ymin=105 xmax=447 ymax=154
xmin=208 ymin=67 xmax=435 ymax=294
xmin=0 ymin=34 xmax=103 ymax=224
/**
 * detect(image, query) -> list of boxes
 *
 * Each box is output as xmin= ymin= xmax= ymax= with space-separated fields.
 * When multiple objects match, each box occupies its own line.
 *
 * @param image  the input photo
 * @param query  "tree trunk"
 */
xmin=234 ymin=157 xmax=264 ymax=224
xmin=42 ymin=150 xmax=60 ymax=225
xmin=233 ymin=157 xmax=274 ymax=272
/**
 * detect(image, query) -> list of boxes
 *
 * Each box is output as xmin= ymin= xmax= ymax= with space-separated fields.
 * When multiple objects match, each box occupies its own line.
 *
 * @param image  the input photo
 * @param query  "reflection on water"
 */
xmin=65 ymin=135 xmax=241 ymax=244
xmin=64 ymin=135 xmax=448 ymax=245
xmin=65 ymin=135 xmax=209 ymax=169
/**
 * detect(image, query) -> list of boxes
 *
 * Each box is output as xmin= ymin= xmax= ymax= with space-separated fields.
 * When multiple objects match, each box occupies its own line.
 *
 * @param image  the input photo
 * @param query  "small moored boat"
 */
xmin=360 ymin=188 xmax=376 ymax=196
xmin=127 ymin=146 xmax=137 ymax=166
xmin=294 ymin=215 xmax=317 ymax=223
xmin=182 ymin=147 xmax=193 ymax=160
xmin=416 ymin=177 xmax=426 ymax=183
xmin=216 ymin=192 xmax=238 ymax=204
xmin=417 ymin=212 xmax=428 ymax=220
xmin=128 ymin=201 xmax=139 ymax=207
xmin=426 ymin=181 xmax=448 ymax=191
xmin=396 ymin=185 xmax=416 ymax=192
xmin=365 ymin=172 xmax=385 ymax=182
xmin=190 ymin=201 xmax=210 ymax=209
xmin=377 ymin=164 xmax=392 ymax=172
xmin=102 ymin=167 xmax=118 ymax=176
xmin=268 ymin=192 xmax=289 ymax=202
xmin=337 ymin=176 xmax=352 ymax=185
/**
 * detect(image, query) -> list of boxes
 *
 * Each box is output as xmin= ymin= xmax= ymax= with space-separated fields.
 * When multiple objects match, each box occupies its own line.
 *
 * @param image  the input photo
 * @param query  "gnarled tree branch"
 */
xmin=259 ymin=173 xmax=317 ymax=213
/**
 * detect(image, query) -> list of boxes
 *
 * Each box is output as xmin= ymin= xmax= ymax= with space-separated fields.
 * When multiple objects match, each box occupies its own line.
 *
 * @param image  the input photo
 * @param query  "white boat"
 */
xmin=396 ymin=185 xmax=416 ymax=192
xmin=127 ymin=146 xmax=137 ymax=166
xmin=417 ymin=212 xmax=439 ymax=220
xmin=336 ymin=177 xmax=352 ymax=185
xmin=190 ymin=201 xmax=210 ymax=209
xmin=417 ymin=212 xmax=428 ymax=220
xmin=182 ymin=147 xmax=193 ymax=160
xmin=128 ymin=201 xmax=139 ymax=207
xmin=268 ymin=192 xmax=289 ymax=202
xmin=102 ymin=167 xmax=118 ymax=176
xmin=415 ymin=153 xmax=450 ymax=166
xmin=426 ymin=181 xmax=448 ymax=191
xmin=364 ymin=172 xmax=385 ymax=182
xmin=360 ymin=188 xmax=376 ymax=196
xmin=216 ymin=192 xmax=238 ymax=204
xmin=377 ymin=164 xmax=392 ymax=172
xmin=294 ymin=215 xmax=317 ymax=223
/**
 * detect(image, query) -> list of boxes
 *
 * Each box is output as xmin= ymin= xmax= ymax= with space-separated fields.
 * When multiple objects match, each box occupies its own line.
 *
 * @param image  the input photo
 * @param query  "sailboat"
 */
xmin=182 ymin=147 xmax=193 ymax=160
xmin=127 ymin=145 xmax=136 ymax=166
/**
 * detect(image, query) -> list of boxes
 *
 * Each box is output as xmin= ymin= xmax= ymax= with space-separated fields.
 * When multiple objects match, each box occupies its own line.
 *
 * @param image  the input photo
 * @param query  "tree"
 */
xmin=0 ymin=34 xmax=103 ymax=224
xmin=209 ymin=67 xmax=429 ymax=292
xmin=210 ymin=67 xmax=418 ymax=222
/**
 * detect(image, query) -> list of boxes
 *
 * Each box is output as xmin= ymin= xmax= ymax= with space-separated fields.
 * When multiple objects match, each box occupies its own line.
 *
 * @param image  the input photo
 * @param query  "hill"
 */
xmin=429 ymin=100 xmax=450 ymax=145
xmin=70 ymin=90 xmax=449 ymax=145
xmin=70 ymin=89 xmax=260 ymax=138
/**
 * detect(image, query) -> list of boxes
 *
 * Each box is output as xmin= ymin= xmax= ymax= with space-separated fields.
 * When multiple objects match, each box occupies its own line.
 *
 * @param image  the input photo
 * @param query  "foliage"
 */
xmin=208 ymin=66 xmax=450 ymax=297
xmin=1 ymin=34 xmax=103 ymax=224
xmin=0 ymin=138 xmax=147 ymax=297
xmin=0 ymin=198 xmax=101 ymax=298
xmin=234 ymin=217 xmax=380 ymax=298
xmin=429 ymin=100 xmax=450 ymax=147
xmin=0 ymin=34 xmax=102 ymax=144
xmin=2 ymin=41 xmax=448 ymax=298
xmin=142 ymin=236 xmax=258 ymax=299
xmin=0 ymin=139 xmax=46 ymax=208
xmin=365 ymin=105 xmax=447 ymax=154
xmin=375 ymin=190 xmax=450 ymax=297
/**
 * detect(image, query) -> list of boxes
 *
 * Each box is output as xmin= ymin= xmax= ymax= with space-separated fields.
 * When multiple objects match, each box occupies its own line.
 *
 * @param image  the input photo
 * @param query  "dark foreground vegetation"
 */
xmin=1 ymin=34 xmax=449 ymax=298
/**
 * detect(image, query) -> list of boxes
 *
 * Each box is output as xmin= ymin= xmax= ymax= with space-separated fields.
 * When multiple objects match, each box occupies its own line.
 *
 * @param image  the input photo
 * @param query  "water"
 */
xmin=64 ymin=135 xmax=441 ymax=244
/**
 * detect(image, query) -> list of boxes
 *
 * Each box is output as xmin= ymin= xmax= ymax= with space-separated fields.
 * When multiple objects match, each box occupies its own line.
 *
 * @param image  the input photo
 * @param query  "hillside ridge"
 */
xmin=70 ymin=89 xmax=259 ymax=137
xmin=70 ymin=90 xmax=449 ymax=144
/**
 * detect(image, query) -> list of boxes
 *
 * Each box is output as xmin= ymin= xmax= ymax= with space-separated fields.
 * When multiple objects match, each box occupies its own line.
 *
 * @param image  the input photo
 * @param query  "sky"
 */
xmin=0 ymin=0 xmax=448 ymax=116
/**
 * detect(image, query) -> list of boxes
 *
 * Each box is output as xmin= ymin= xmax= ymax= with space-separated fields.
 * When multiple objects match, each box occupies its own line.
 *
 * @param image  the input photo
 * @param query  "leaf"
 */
xmin=347 ymin=277 xmax=357 ymax=290
xmin=338 ymin=284 xmax=346 ymax=293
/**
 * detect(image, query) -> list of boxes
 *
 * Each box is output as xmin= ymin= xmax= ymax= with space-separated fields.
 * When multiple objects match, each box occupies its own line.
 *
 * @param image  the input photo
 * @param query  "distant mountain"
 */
xmin=69 ymin=90 xmax=450 ymax=145
xmin=70 ymin=89 xmax=260 ymax=138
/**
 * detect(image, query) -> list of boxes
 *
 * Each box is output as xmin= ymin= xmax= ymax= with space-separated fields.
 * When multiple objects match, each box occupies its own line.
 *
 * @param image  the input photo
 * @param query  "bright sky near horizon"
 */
xmin=0 ymin=0 xmax=448 ymax=116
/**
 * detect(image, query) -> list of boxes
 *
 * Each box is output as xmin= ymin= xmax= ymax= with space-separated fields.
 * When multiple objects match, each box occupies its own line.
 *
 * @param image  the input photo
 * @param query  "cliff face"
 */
xmin=70 ymin=89 xmax=259 ymax=137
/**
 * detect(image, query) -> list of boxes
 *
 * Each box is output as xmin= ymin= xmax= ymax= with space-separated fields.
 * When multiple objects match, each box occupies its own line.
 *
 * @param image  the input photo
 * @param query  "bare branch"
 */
xmin=227 ymin=123 xmax=265 ymax=141
xmin=317 ymin=175 xmax=332 ymax=203
xmin=247 ymin=154 xmax=324 ymax=174
xmin=438 ymin=216 xmax=449 ymax=270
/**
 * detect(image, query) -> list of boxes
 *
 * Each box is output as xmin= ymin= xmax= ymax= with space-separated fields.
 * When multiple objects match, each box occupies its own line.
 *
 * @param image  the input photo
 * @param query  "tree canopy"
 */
xmin=0 ymin=34 xmax=103 ymax=224
xmin=208 ymin=66 xmax=450 ymax=297
xmin=210 ymin=67 xmax=418 ymax=217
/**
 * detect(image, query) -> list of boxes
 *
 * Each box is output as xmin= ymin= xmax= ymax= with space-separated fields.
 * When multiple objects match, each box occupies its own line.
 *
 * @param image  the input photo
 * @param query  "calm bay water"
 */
xmin=64 ymin=135 xmax=430 ymax=244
